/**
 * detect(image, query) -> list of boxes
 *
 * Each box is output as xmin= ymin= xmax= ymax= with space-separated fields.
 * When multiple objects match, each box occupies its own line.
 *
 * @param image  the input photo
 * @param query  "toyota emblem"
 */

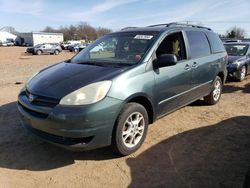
xmin=28 ymin=94 xmax=35 ymax=102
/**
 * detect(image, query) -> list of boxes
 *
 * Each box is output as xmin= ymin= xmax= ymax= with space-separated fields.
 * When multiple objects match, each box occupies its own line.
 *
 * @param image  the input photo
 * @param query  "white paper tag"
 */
xmin=134 ymin=35 xmax=153 ymax=40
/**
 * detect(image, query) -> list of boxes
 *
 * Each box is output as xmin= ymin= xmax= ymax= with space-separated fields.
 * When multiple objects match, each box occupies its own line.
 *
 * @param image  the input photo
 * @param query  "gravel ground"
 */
xmin=0 ymin=47 xmax=250 ymax=188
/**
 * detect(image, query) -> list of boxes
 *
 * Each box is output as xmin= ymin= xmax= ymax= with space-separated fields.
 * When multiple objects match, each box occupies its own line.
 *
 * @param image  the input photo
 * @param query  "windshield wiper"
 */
xmin=76 ymin=61 xmax=108 ymax=67
xmin=65 ymin=59 xmax=71 ymax=63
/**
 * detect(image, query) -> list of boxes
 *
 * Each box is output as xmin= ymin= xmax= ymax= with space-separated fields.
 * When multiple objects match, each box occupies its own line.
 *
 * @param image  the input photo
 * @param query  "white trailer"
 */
xmin=0 ymin=31 xmax=17 ymax=43
xmin=17 ymin=32 xmax=64 ymax=46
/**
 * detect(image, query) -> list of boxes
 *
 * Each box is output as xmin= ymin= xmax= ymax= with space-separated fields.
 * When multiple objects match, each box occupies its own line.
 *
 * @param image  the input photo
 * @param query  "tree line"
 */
xmin=223 ymin=26 xmax=247 ymax=39
xmin=43 ymin=23 xmax=248 ymax=41
xmin=43 ymin=22 xmax=112 ymax=41
xmin=3 ymin=23 xmax=248 ymax=41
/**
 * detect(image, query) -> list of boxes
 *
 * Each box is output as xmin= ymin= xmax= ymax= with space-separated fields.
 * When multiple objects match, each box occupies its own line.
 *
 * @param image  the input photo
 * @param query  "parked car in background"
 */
xmin=26 ymin=43 xmax=62 ymax=55
xmin=71 ymin=43 xmax=88 ymax=53
xmin=224 ymin=42 xmax=250 ymax=81
xmin=0 ymin=39 xmax=15 ymax=46
xmin=225 ymin=39 xmax=242 ymax=43
xmin=18 ymin=23 xmax=227 ymax=156
xmin=67 ymin=43 xmax=78 ymax=52
xmin=61 ymin=41 xmax=81 ymax=50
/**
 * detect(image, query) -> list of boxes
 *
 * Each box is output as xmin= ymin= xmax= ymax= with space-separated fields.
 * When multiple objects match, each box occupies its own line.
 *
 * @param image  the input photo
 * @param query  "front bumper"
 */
xmin=26 ymin=48 xmax=35 ymax=54
xmin=18 ymin=90 xmax=123 ymax=150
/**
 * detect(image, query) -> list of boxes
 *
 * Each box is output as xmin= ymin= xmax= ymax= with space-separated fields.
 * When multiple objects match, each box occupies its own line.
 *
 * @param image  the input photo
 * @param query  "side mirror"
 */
xmin=154 ymin=54 xmax=178 ymax=68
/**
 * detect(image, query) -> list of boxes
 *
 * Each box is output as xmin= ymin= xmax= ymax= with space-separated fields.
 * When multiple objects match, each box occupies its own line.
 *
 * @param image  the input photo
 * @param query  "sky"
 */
xmin=0 ymin=0 xmax=250 ymax=37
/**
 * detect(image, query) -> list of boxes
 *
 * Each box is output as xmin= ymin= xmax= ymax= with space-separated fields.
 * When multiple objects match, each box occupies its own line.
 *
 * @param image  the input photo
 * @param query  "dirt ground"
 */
xmin=0 ymin=47 xmax=250 ymax=188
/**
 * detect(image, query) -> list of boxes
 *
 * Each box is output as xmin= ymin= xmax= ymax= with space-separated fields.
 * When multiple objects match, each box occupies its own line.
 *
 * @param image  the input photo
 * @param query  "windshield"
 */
xmin=225 ymin=44 xmax=249 ymax=56
xmin=71 ymin=32 xmax=158 ymax=66
xmin=34 ymin=44 xmax=42 ymax=48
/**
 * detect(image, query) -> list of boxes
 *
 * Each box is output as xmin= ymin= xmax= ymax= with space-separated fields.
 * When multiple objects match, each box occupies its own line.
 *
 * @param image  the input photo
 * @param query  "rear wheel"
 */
xmin=204 ymin=76 xmax=222 ymax=105
xmin=112 ymin=103 xmax=148 ymax=156
xmin=36 ymin=50 xmax=42 ymax=55
xmin=236 ymin=65 xmax=246 ymax=81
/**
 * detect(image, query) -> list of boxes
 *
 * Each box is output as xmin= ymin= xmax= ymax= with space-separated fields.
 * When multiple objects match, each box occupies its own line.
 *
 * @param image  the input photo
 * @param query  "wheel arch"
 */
xmin=124 ymin=94 xmax=156 ymax=124
xmin=217 ymin=71 xmax=225 ymax=84
xmin=36 ymin=49 xmax=43 ymax=54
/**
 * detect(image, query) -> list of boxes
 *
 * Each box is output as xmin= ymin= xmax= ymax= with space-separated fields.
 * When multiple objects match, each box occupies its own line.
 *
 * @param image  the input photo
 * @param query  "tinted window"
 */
xmin=186 ymin=31 xmax=211 ymax=59
xmin=207 ymin=32 xmax=225 ymax=53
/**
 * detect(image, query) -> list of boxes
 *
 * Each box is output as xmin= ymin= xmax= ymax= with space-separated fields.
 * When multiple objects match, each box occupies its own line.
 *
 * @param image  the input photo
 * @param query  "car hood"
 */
xmin=228 ymin=56 xmax=246 ymax=64
xmin=27 ymin=62 xmax=129 ymax=99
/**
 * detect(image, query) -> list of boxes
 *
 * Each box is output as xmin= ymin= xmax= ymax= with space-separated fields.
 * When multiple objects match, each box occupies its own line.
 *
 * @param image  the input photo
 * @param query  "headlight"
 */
xmin=59 ymin=81 xmax=112 ymax=105
xmin=232 ymin=60 xmax=243 ymax=67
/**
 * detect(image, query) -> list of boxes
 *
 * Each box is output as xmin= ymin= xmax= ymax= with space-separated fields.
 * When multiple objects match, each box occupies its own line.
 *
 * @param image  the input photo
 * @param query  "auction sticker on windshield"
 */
xmin=134 ymin=35 xmax=153 ymax=40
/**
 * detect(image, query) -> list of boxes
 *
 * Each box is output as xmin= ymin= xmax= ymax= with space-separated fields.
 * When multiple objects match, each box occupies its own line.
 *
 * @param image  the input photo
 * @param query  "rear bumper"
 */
xmin=18 ymin=91 xmax=123 ymax=150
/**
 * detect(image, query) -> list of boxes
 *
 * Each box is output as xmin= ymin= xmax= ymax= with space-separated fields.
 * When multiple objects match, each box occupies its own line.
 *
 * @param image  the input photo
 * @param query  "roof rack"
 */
xmin=147 ymin=22 xmax=212 ymax=31
xmin=120 ymin=27 xmax=137 ymax=31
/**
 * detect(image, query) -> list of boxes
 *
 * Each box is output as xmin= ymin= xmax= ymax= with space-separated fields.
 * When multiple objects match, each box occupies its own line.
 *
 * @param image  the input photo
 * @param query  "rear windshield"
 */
xmin=224 ymin=44 xmax=249 ymax=56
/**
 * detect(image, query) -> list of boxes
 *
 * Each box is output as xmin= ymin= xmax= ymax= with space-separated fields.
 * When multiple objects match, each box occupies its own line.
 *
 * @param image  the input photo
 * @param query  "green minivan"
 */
xmin=18 ymin=23 xmax=227 ymax=155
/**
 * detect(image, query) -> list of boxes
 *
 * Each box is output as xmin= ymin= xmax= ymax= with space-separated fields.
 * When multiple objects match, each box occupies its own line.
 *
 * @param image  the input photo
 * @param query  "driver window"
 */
xmin=156 ymin=32 xmax=187 ymax=61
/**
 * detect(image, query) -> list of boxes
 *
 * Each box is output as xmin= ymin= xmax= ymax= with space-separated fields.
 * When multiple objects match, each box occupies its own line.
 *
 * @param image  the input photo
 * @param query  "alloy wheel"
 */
xmin=213 ymin=80 xmax=221 ymax=102
xmin=122 ymin=112 xmax=145 ymax=148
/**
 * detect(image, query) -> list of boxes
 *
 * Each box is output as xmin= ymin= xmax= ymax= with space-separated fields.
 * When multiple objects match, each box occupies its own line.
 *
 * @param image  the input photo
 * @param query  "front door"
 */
xmin=153 ymin=31 xmax=193 ymax=117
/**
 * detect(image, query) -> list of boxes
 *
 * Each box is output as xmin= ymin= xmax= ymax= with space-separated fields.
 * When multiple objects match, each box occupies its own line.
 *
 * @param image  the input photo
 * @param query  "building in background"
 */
xmin=0 ymin=31 xmax=17 ymax=43
xmin=16 ymin=32 xmax=64 ymax=46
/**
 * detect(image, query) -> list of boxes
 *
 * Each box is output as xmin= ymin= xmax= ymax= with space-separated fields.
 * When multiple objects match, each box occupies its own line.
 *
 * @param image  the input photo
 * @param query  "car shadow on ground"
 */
xmin=127 ymin=116 xmax=250 ymax=188
xmin=223 ymin=78 xmax=250 ymax=94
xmin=0 ymin=102 xmax=118 ymax=171
xmin=224 ymin=83 xmax=250 ymax=94
xmin=1 ymin=102 xmax=250 ymax=188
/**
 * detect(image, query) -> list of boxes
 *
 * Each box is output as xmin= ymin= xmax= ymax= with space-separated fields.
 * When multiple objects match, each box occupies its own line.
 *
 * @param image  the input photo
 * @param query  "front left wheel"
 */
xmin=112 ymin=103 xmax=149 ymax=156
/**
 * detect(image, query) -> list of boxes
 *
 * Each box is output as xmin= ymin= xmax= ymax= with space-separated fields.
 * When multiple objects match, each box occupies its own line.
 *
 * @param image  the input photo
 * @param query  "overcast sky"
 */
xmin=0 ymin=0 xmax=249 ymax=36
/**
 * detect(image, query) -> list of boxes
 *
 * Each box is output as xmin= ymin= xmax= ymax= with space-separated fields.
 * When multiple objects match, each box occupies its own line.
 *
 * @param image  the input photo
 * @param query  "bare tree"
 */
xmin=42 ymin=22 xmax=112 ymax=41
xmin=226 ymin=26 xmax=246 ymax=39
xmin=43 ymin=26 xmax=57 ymax=33
xmin=0 ymin=26 xmax=18 ymax=34
xmin=96 ymin=27 xmax=112 ymax=37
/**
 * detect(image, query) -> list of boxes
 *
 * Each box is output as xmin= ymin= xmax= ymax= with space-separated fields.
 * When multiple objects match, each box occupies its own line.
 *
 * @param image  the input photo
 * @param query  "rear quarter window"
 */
xmin=186 ymin=31 xmax=211 ymax=59
xmin=207 ymin=32 xmax=225 ymax=53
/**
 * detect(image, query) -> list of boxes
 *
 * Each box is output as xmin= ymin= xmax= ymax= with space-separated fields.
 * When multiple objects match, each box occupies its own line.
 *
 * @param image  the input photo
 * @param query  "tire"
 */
xmin=112 ymin=103 xmax=149 ymax=156
xmin=36 ymin=50 xmax=42 ymax=55
xmin=54 ymin=50 xmax=59 ymax=55
xmin=236 ymin=65 xmax=246 ymax=81
xmin=204 ymin=76 xmax=222 ymax=105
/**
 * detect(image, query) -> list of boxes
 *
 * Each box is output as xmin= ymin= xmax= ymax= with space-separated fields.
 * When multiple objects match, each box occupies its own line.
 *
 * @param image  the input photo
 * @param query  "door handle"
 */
xmin=184 ymin=64 xmax=191 ymax=70
xmin=192 ymin=62 xmax=198 ymax=68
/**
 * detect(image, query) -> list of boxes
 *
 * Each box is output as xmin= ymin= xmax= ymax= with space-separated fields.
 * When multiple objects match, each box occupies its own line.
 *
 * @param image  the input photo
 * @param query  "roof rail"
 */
xmin=120 ymin=27 xmax=137 ymax=31
xmin=148 ymin=22 xmax=212 ymax=31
